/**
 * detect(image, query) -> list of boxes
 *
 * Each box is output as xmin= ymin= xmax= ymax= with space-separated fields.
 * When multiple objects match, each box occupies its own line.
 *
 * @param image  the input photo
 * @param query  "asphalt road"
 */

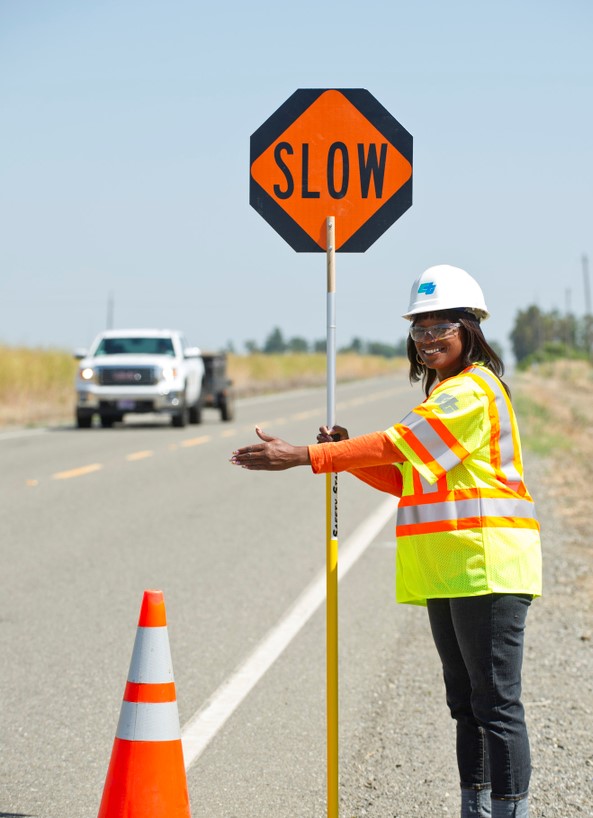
xmin=1 ymin=375 xmax=433 ymax=818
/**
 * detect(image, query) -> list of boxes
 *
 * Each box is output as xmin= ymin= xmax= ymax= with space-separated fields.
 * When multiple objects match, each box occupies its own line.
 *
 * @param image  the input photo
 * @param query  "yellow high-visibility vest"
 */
xmin=385 ymin=365 xmax=542 ymax=606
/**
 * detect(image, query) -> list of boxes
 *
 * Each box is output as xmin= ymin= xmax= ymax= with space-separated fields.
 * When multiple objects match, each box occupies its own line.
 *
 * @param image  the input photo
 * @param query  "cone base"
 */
xmin=97 ymin=737 xmax=190 ymax=818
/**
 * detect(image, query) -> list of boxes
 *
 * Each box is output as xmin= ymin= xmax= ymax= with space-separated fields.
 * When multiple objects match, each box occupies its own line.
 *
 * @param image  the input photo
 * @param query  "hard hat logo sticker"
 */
xmin=418 ymin=282 xmax=437 ymax=295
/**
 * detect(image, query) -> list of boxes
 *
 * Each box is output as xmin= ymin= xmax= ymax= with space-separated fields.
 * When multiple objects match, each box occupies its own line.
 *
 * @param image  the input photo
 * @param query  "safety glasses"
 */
xmin=409 ymin=322 xmax=461 ymax=343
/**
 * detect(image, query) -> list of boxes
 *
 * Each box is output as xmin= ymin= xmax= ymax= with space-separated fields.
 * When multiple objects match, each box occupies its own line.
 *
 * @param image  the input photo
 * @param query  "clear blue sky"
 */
xmin=1 ymin=0 xmax=591 ymax=360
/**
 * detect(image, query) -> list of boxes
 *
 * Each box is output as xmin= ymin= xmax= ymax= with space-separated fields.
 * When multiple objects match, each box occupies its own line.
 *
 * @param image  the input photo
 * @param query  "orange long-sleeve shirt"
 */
xmin=308 ymin=431 xmax=405 ymax=497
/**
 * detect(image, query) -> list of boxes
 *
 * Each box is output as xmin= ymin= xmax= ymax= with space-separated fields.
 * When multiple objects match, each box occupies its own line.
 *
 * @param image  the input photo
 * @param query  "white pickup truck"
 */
xmin=74 ymin=328 xmax=208 ymax=428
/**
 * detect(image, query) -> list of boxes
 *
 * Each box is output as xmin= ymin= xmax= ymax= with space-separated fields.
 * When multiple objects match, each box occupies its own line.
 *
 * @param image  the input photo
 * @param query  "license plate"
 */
xmin=116 ymin=400 xmax=136 ymax=411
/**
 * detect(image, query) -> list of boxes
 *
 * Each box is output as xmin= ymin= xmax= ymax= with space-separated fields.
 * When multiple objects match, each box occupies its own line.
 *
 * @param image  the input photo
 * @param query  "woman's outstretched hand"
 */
xmin=230 ymin=427 xmax=311 ymax=471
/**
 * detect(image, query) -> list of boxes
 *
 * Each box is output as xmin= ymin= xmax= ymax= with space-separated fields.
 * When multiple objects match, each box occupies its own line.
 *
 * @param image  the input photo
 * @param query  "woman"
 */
xmin=230 ymin=265 xmax=542 ymax=818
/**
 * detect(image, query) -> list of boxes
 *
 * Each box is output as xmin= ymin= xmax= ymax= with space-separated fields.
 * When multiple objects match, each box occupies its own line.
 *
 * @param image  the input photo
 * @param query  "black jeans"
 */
xmin=426 ymin=594 xmax=532 ymax=800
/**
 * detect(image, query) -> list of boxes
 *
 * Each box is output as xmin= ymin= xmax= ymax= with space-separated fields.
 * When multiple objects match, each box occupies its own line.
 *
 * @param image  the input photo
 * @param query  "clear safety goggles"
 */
xmin=409 ymin=322 xmax=461 ymax=343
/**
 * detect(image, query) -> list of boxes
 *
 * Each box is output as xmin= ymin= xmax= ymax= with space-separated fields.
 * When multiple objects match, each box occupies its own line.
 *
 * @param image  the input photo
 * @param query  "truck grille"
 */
xmin=98 ymin=366 xmax=158 ymax=386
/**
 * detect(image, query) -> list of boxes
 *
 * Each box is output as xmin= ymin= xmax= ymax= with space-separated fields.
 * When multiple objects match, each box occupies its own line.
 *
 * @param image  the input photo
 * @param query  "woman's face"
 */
xmin=412 ymin=316 xmax=465 ymax=381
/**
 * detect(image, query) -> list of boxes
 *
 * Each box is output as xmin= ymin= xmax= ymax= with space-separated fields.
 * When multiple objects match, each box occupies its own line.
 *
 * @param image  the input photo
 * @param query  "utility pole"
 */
xmin=106 ymin=291 xmax=115 ymax=330
xmin=583 ymin=254 xmax=592 ymax=361
xmin=565 ymin=288 xmax=572 ymax=353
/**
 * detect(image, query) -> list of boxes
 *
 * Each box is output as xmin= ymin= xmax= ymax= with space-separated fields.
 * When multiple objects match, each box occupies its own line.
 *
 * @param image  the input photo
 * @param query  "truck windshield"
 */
xmin=94 ymin=337 xmax=175 ymax=356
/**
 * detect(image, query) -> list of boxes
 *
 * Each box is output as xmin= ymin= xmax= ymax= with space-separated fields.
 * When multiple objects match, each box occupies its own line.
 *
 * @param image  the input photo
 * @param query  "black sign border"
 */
xmin=250 ymin=88 xmax=413 ymax=253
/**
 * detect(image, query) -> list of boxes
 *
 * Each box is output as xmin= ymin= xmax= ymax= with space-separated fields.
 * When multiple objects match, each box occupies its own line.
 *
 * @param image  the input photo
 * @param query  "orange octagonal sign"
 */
xmin=250 ymin=89 xmax=413 ymax=252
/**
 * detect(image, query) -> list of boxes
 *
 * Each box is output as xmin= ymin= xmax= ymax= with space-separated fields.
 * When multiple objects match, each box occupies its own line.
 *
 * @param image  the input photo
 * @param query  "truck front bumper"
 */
xmin=76 ymin=386 xmax=184 ymax=414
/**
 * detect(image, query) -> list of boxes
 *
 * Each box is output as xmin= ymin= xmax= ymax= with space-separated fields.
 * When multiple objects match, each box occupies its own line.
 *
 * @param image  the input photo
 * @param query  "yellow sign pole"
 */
xmin=325 ymin=216 xmax=339 ymax=818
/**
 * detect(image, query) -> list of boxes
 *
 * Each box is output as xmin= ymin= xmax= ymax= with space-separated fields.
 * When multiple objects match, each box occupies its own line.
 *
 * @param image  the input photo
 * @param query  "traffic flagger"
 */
xmin=229 ymin=264 xmax=542 ymax=818
xmin=97 ymin=589 xmax=191 ymax=818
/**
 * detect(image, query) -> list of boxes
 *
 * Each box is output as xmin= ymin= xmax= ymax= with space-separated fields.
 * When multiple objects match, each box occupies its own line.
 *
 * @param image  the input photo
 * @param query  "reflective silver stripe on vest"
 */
xmin=467 ymin=367 xmax=522 ymax=484
xmin=128 ymin=627 xmax=174 ymax=684
xmin=397 ymin=496 xmax=536 ymax=527
xmin=419 ymin=472 xmax=439 ymax=494
xmin=116 ymin=701 xmax=181 ymax=742
xmin=399 ymin=410 xmax=463 ymax=473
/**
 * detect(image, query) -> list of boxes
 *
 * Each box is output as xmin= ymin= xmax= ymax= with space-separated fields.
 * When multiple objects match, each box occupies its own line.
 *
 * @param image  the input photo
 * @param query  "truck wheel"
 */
xmin=189 ymin=400 xmax=202 ymax=424
xmin=76 ymin=410 xmax=93 ymax=429
xmin=172 ymin=396 xmax=188 ymax=428
xmin=220 ymin=392 xmax=235 ymax=422
xmin=100 ymin=415 xmax=114 ymax=428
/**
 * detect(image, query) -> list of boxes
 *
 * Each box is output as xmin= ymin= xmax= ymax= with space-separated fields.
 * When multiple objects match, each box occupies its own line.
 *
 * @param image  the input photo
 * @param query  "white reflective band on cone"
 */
xmin=116 ymin=701 xmax=181 ymax=742
xmin=128 ymin=627 xmax=174 ymax=684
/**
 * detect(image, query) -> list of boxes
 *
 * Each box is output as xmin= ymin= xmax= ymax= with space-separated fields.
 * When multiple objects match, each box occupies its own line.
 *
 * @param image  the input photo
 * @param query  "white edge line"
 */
xmin=181 ymin=495 xmax=397 ymax=770
xmin=0 ymin=427 xmax=49 ymax=442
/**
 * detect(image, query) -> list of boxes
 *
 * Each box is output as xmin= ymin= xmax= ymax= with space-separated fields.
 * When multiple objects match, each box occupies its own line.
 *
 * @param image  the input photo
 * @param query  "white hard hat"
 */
xmin=403 ymin=264 xmax=489 ymax=321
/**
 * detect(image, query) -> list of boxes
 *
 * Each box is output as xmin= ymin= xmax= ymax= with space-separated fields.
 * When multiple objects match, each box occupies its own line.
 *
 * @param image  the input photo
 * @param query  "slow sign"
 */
xmin=250 ymin=88 xmax=413 ymax=252
xmin=249 ymin=88 xmax=413 ymax=818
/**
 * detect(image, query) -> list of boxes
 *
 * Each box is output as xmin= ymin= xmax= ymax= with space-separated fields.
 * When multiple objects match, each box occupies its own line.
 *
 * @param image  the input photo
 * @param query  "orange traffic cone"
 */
xmin=97 ymin=590 xmax=191 ymax=818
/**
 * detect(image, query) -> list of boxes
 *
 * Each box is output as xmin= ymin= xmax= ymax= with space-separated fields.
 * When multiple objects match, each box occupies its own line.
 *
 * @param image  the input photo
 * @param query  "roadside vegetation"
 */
xmin=228 ymin=352 xmax=407 ymax=396
xmin=513 ymin=360 xmax=593 ymax=545
xmin=1 ymin=302 xmax=591 ymax=445
xmin=510 ymin=305 xmax=592 ymax=369
xmin=243 ymin=325 xmax=409 ymax=359
xmin=0 ymin=345 xmax=78 ymax=427
xmin=0 ymin=345 xmax=408 ymax=428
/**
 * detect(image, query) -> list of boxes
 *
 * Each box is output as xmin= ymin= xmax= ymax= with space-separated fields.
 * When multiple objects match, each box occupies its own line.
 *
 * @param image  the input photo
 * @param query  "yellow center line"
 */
xmin=220 ymin=429 xmax=238 ymax=437
xmin=126 ymin=450 xmax=154 ymax=462
xmin=26 ymin=479 xmax=39 ymax=487
xmin=241 ymin=413 xmax=323 ymax=435
xmin=52 ymin=463 xmax=103 ymax=480
xmin=293 ymin=410 xmax=320 ymax=420
xmin=181 ymin=435 xmax=211 ymax=448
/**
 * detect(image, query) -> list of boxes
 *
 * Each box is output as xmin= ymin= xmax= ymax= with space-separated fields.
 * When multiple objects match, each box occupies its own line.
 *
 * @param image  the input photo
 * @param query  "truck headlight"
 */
xmin=161 ymin=366 xmax=178 ymax=382
xmin=79 ymin=367 xmax=96 ymax=382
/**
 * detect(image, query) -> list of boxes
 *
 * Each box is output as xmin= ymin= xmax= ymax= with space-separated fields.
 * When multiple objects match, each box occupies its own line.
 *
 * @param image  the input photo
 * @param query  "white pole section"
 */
xmin=325 ymin=215 xmax=339 ymax=818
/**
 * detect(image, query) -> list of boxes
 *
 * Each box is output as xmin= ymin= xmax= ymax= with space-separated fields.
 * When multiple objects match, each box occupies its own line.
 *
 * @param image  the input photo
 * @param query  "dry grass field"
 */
xmin=513 ymin=360 xmax=593 ymax=570
xmin=0 ymin=346 xmax=408 ymax=427
xmin=1 ymin=343 xmax=589 ymax=456
xmin=226 ymin=352 xmax=408 ymax=396
xmin=0 ymin=346 xmax=78 ymax=427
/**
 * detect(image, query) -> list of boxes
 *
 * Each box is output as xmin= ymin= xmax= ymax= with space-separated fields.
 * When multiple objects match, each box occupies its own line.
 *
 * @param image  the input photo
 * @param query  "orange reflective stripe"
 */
xmin=395 ymin=414 xmax=469 ymax=474
xmin=412 ymin=465 xmax=424 ymax=495
xmin=467 ymin=368 xmax=523 ymax=486
xmin=124 ymin=681 xmax=177 ymax=703
xmin=399 ymin=431 xmax=447 ymax=479
xmin=469 ymin=372 xmax=503 ymax=475
xmin=396 ymin=516 xmax=541 ymax=537
xmin=424 ymin=414 xmax=470 ymax=463
xmin=412 ymin=467 xmax=447 ymax=495
xmin=398 ymin=486 xmax=528 ymax=506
